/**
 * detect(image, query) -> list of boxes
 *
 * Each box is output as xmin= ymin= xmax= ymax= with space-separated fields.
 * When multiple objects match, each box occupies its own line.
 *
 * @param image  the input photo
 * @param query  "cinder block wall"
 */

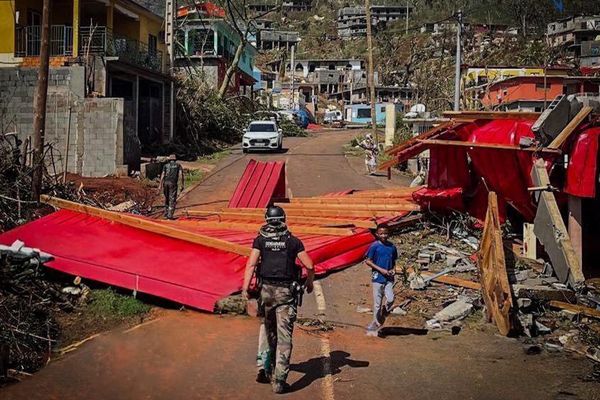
xmin=0 ymin=66 xmax=127 ymax=177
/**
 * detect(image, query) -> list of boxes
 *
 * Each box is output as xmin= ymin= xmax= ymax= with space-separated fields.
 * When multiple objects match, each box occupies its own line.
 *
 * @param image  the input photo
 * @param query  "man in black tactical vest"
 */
xmin=242 ymin=206 xmax=315 ymax=394
xmin=158 ymin=154 xmax=184 ymax=219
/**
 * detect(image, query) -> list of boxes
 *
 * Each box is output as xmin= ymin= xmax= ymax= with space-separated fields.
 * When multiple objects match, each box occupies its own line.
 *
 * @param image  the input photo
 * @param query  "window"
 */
xmin=535 ymin=83 xmax=547 ymax=91
xmin=380 ymin=106 xmax=386 ymax=112
xmin=249 ymin=123 xmax=276 ymax=132
xmin=148 ymin=34 xmax=157 ymax=55
xmin=357 ymin=108 xmax=371 ymax=118
xmin=27 ymin=9 xmax=41 ymax=26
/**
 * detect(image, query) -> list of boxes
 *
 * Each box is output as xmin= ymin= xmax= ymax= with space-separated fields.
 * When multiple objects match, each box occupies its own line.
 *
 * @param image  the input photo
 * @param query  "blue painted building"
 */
xmin=176 ymin=18 xmax=258 ymax=93
xmin=343 ymin=103 xmax=403 ymax=124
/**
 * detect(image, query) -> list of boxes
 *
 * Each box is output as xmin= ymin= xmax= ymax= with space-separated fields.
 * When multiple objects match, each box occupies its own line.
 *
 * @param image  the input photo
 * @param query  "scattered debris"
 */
xmin=426 ymin=296 xmax=474 ymax=328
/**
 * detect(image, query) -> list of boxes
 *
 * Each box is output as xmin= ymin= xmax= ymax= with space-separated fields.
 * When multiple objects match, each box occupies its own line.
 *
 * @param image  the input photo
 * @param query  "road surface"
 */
xmin=3 ymin=130 xmax=598 ymax=400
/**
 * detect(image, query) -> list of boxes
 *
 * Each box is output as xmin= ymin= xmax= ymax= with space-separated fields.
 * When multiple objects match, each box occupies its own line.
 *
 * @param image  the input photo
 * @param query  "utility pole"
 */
xmin=165 ymin=0 xmax=175 ymax=141
xmin=365 ymin=0 xmax=377 ymax=144
xmin=453 ymin=9 xmax=462 ymax=112
xmin=290 ymin=44 xmax=295 ymax=109
xmin=31 ymin=0 xmax=51 ymax=202
xmin=405 ymin=2 xmax=409 ymax=35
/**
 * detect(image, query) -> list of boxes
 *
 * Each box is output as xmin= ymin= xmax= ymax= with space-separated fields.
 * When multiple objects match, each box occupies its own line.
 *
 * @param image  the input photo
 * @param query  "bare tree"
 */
xmin=215 ymin=0 xmax=282 ymax=99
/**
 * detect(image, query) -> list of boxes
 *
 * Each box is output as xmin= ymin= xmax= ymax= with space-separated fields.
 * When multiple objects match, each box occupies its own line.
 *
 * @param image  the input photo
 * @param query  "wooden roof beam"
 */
xmin=41 ymin=196 xmax=251 ymax=256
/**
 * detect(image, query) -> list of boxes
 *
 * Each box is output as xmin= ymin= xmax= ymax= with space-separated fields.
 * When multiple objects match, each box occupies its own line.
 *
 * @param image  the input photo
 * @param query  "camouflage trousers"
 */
xmin=260 ymin=283 xmax=297 ymax=383
xmin=163 ymin=183 xmax=178 ymax=218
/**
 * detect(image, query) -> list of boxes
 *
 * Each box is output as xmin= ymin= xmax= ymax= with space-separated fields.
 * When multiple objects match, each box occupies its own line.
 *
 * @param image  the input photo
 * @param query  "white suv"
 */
xmin=242 ymin=121 xmax=283 ymax=153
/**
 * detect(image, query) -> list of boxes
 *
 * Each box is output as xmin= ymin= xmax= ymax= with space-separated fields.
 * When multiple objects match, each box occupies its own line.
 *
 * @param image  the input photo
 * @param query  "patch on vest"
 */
xmin=265 ymin=240 xmax=287 ymax=251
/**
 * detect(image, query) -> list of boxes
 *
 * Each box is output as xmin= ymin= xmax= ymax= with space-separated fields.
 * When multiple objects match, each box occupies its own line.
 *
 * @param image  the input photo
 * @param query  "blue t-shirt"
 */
xmin=365 ymin=241 xmax=398 ymax=283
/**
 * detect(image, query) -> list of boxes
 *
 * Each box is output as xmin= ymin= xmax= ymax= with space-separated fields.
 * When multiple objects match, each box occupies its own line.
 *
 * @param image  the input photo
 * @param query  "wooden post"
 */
xmin=568 ymin=196 xmax=583 ymax=267
xmin=107 ymin=0 xmax=114 ymax=30
xmin=523 ymin=222 xmax=537 ymax=260
xmin=478 ymin=192 xmax=515 ymax=336
xmin=32 ymin=0 xmax=51 ymax=202
xmin=72 ymin=0 xmax=80 ymax=57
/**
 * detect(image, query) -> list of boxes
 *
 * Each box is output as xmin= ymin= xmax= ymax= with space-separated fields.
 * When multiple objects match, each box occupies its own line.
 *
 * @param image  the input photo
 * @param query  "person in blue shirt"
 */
xmin=364 ymin=224 xmax=398 ymax=335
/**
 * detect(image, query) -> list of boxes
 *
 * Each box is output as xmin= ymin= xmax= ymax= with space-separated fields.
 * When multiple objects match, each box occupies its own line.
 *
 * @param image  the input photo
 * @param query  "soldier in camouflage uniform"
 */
xmin=158 ymin=154 xmax=184 ymax=219
xmin=242 ymin=206 xmax=314 ymax=394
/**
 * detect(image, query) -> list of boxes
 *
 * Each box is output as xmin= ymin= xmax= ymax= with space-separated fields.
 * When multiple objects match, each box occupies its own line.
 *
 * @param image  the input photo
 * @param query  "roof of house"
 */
xmin=487 ymin=75 xmax=600 ymax=87
xmin=131 ymin=0 xmax=165 ymax=18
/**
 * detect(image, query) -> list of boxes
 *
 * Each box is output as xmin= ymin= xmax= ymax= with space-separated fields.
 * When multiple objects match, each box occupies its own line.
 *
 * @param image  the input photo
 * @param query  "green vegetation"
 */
xmin=184 ymin=169 xmax=204 ymax=189
xmin=88 ymin=289 xmax=150 ymax=319
xmin=198 ymin=149 xmax=231 ymax=164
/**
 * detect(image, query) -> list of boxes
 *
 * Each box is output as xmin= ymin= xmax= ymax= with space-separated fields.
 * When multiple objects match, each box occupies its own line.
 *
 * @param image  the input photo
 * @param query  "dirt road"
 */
xmin=2 ymin=131 xmax=598 ymax=400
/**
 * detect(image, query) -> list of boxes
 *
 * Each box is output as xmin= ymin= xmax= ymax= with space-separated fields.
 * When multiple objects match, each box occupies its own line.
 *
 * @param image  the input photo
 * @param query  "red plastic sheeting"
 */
xmin=417 ymin=119 xmax=540 ymax=221
xmin=466 ymin=119 xmax=538 ymax=220
xmin=228 ymin=160 xmax=286 ymax=208
xmin=427 ymin=146 xmax=470 ymax=190
xmin=0 ymin=209 xmax=403 ymax=311
xmin=565 ymin=127 xmax=600 ymax=198
xmin=412 ymin=187 xmax=464 ymax=212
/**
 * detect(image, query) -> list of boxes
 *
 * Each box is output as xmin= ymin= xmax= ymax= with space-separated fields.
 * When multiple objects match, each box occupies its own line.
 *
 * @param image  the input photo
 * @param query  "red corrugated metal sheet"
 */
xmin=228 ymin=160 xmax=286 ymax=208
xmin=0 ymin=210 xmax=408 ymax=311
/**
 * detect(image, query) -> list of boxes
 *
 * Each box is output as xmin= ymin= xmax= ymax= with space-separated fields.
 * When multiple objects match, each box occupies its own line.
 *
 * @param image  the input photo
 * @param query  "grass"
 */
xmin=87 ymin=289 xmax=150 ymax=319
xmin=184 ymin=169 xmax=204 ymax=190
xmin=197 ymin=149 xmax=231 ymax=164
xmin=183 ymin=149 xmax=231 ymax=190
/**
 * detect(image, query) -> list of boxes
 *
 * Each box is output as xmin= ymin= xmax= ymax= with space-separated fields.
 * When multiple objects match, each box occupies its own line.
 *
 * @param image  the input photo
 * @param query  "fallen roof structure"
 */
xmin=0 ymin=160 xmax=421 ymax=312
xmin=381 ymin=107 xmax=600 ymax=287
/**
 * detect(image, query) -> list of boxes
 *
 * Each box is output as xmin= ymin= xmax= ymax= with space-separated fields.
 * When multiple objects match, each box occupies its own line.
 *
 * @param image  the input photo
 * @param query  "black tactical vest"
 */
xmin=258 ymin=234 xmax=299 ymax=282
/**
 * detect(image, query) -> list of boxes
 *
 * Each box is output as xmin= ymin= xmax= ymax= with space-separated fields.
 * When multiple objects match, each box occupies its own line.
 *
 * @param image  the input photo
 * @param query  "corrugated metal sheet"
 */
xmin=228 ymin=160 xmax=286 ymax=208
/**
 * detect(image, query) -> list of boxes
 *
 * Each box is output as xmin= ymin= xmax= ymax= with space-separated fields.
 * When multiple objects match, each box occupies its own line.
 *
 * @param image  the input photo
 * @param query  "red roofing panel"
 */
xmin=0 ymin=209 xmax=409 ymax=311
xmin=228 ymin=160 xmax=286 ymax=208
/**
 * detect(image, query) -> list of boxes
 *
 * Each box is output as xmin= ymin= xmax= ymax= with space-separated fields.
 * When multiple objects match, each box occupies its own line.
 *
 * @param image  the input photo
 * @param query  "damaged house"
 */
xmin=0 ymin=0 xmax=171 ymax=177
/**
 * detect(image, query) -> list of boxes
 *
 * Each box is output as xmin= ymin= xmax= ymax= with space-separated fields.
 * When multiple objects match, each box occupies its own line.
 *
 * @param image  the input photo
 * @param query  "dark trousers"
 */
xmin=163 ymin=183 xmax=178 ymax=218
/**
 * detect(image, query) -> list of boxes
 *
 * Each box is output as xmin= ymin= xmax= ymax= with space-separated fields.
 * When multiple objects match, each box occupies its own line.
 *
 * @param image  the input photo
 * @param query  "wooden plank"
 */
xmin=41 ymin=196 xmax=252 ymax=256
xmin=172 ymin=220 xmax=354 ymax=236
xmin=548 ymin=106 xmax=593 ymax=149
xmin=548 ymin=301 xmax=600 ymax=320
xmin=523 ymin=222 xmax=537 ymax=260
xmin=478 ymin=192 xmax=515 ymax=336
xmin=420 ymin=139 xmax=562 ymax=154
xmin=224 ymin=207 xmax=402 ymax=218
xmin=443 ymin=111 xmax=540 ymax=120
xmin=274 ymin=202 xmax=421 ymax=212
xmin=347 ymin=192 xmax=420 ymax=199
xmin=185 ymin=210 xmax=377 ymax=228
xmin=531 ymin=159 xmax=585 ymax=286
xmin=289 ymin=197 xmax=415 ymax=205
xmin=405 ymin=267 xmax=480 ymax=290
xmin=422 ymin=272 xmax=481 ymax=290
xmin=385 ymin=121 xmax=454 ymax=156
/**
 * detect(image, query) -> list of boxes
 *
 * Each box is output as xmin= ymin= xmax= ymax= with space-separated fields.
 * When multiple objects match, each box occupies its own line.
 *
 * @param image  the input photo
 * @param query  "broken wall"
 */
xmin=0 ymin=66 xmax=129 ymax=177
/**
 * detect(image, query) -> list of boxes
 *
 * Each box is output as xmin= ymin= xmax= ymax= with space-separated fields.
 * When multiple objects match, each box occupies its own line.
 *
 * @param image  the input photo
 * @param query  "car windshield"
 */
xmin=248 ymin=124 xmax=275 ymax=132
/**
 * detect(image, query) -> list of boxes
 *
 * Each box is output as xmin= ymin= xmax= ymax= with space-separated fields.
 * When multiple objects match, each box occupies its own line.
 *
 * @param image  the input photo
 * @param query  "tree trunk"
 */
xmin=218 ymin=42 xmax=245 ymax=99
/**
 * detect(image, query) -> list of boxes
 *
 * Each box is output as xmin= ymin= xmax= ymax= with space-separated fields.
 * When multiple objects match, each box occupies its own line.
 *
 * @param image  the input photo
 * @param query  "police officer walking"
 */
xmin=242 ymin=206 xmax=314 ymax=394
xmin=158 ymin=154 xmax=184 ymax=220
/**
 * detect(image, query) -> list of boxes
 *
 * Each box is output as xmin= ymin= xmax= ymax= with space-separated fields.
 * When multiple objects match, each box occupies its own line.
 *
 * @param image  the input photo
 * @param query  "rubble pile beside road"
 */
xmin=378 ymin=210 xmax=600 ymax=366
xmin=0 ymin=242 xmax=73 ymax=378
